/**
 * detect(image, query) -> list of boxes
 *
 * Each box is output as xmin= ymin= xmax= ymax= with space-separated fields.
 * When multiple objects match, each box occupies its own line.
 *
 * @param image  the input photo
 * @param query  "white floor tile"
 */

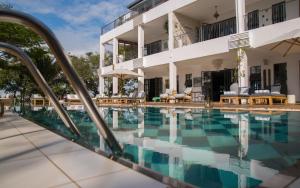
xmin=0 ymin=136 xmax=43 ymax=162
xmin=26 ymin=131 xmax=84 ymax=155
xmin=77 ymin=169 xmax=166 ymax=188
xmin=0 ymin=157 xmax=71 ymax=188
xmin=49 ymin=150 xmax=126 ymax=181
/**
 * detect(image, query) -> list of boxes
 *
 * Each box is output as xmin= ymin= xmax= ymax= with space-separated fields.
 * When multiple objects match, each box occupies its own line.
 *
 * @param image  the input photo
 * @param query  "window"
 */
xmin=248 ymin=10 xmax=259 ymax=30
xmin=272 ymin=2 xmax=286 ymax=24
xmin=185 ymin=74 xmax=192 ymax=87
xmin=250 ymin=66 xmax=261 ymax=92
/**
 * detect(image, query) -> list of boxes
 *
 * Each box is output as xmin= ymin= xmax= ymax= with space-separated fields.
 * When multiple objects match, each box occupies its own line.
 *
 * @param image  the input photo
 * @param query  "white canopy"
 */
xmin=101 ymin=69 xmax=142 ymax=79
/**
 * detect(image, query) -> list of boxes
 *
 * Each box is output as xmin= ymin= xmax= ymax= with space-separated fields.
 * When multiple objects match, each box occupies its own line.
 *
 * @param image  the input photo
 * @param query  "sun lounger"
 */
xmin=175 ymin=87 xmax=193 ymax=102
xmin=249 ymin=85 xmax=287 ymax=105
xmin=65 ymin=94 xmax=81 ymax=105
xmin=135 ymin=91 xmax=145 ymax=104
xmin=220 ymin=83 xmax=249 ymax=105
xmin=30 ymin=94 xmax=45 ymax=106
xmin=160 ymin=89 xmax=172 ymax=102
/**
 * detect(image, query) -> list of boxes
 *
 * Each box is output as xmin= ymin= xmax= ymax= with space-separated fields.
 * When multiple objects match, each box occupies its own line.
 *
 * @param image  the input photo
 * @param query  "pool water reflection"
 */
xmin=21 ymin=106 xmax=300 ymax=188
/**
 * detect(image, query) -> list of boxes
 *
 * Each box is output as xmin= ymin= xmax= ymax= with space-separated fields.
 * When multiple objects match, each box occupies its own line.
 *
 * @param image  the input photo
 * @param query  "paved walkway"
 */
xmin=0 ymin=112 xmax=167 ymax=188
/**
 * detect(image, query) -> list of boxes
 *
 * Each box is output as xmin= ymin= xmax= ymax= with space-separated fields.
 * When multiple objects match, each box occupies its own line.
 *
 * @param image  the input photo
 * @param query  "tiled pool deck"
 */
xmin=0 ymin=112 xmax=167 ymax=188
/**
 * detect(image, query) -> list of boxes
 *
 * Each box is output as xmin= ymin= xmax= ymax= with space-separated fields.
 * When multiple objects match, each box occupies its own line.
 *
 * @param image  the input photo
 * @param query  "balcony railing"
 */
xmin=174 ymin=17 xmax=236 ymax=48
xmin=245 ymin=1 xmax=289 ymax=31
xmin=101 ymin=0 xmax=168 ymax=35
xmin=144 ymin=39 xmax=168 ymax=56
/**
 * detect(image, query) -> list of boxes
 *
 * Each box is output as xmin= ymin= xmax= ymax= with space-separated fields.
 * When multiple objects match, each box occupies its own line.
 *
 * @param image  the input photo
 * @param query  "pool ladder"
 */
xmin=0 ymin=9 xmax=122 ymax=156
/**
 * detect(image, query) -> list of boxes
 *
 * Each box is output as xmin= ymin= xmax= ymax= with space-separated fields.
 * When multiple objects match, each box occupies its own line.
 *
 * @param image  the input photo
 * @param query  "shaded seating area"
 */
xmin=220 ymin=83 xmax=249 ymax=105
xmin=249 ymin=85 xmax=287 ymax=105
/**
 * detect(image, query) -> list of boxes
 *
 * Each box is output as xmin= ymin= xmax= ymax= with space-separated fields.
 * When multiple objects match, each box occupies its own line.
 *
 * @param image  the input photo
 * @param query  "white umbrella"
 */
xmin=270 ymin=37 xmax=300 ymax=57
xmin=101 ymin=69 xmax=143 ymax=79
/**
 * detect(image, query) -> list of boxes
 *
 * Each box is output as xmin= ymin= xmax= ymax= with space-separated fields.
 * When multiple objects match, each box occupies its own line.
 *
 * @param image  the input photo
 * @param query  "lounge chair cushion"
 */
xmin=184 ymin=87 xmax=192 ymax=95
xmin=271 ymin=85 xmax=281 ymax=95
xmin=175 ymin=94 xmax=185 ymax=98
xmin=224 ymin=91 xmax=237 ymax=95
xmin=137 ymin=92 xmax=145 ymax=98
xmin=240 ymin=87 xmax=249 ymax=95
xmin=160 ymin=94 xmax=168 ymax=98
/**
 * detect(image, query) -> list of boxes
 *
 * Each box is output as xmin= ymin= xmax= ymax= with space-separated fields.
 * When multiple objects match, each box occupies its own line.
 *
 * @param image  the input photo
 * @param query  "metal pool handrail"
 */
xmin=0 ymin=9 xmax=122 ymax=156
xmin=0 ymin=42 xmax=80 ymax=136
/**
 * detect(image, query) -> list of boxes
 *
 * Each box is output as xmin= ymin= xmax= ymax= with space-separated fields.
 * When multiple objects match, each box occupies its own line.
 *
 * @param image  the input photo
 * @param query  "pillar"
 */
xmin=235 ymin=0 xmax=246 ymax=33
xmin=169 ymin=62 xmax=177 ymax=93
xmin=138 ymin=25 xmax=144 ymax=58
xmin=138 ymin=25 xmax=145 ymax=93
xmin=138 ymin=68 xmax=144 ymax=92
xmin=168 ymin=12 xmax=174 ymax=50
xmin=237 ymin=48 xmax=249 ymax=88
xmin=113 ymin=38 xmax=119 ymax=94
xmin=99 ymin=42 xmax=105 ymax=94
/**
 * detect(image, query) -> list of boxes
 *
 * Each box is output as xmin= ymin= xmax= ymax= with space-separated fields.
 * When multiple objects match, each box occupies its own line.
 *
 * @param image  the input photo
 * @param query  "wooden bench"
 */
xmin=249 ymin=95 xmax=287 ymax=105
xmin=220 ymin=95 xmax=249 ymax=105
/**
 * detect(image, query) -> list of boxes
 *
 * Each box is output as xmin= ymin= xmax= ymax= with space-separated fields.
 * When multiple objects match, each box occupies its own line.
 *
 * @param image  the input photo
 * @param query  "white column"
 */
xmin=169 ymin=62 xmax=177 ymax=92
xmin=138 ymin=25 xmax=144 ymax=58
xmin=138 ymin=68 xmax=144 ymax=92
xmin=237 ymin=48 xmax=249 ymax=88
xmin=99 ymin=42 xmax=105 ymax=94
xmin=113 ymin=38 xmax=119 ymax=94
xmin=138 ymin=25 xmax=145 ymax=93
xmin=168 ymin=12 xmax=174 ymax=50
xmin=235 ymin=0 xmax=246 ymax=33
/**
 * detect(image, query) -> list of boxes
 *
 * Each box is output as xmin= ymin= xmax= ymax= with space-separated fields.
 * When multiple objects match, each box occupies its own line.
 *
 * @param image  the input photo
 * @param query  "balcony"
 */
xmin=101 ymin=0 xmax=168 ymax=35
xmin=245 ymin=1 xmax=298 ymax=31
xmin=174 ymin=17 xmax=236 ymax=48
xmin=144 ymin=39 xmax=168 ymax=56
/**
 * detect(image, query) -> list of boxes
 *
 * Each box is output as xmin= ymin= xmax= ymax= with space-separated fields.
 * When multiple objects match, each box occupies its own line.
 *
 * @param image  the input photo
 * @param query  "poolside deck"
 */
xmin=0 ymin=112 xmax=167 ymax=188
xmin=97 ymin=102 xmax=300 ymax=112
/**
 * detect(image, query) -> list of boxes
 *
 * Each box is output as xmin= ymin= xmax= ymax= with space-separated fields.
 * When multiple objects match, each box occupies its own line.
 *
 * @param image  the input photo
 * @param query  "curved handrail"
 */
xmin=0 ymin=9 xmax=122 ymax=155
xmin=0 ymin=42 xmax=80 ymax=136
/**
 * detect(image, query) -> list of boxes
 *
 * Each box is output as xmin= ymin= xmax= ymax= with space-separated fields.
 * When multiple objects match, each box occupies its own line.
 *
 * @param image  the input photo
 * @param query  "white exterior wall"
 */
xmin=100 ymin=0 xmax=300 ymax=101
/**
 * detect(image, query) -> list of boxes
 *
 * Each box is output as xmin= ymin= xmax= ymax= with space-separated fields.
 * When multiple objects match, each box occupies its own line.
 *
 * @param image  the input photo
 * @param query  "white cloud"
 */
xmin=6 ymin=0 xmax=132 ymax=55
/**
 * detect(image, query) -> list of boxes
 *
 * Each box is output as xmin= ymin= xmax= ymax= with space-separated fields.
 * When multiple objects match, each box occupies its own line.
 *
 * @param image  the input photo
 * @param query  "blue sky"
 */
xmin=4 ymin=0 xmax=132 ymax=55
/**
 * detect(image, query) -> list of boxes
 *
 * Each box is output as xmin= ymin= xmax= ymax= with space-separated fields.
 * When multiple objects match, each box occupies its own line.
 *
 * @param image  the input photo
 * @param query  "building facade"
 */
xmin=99 ymin=0 xmax=300 ymax=102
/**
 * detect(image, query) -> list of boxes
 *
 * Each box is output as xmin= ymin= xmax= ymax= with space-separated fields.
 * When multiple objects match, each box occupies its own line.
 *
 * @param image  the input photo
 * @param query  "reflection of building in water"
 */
xmin=251 ymin=112 xmax=288 ymax=143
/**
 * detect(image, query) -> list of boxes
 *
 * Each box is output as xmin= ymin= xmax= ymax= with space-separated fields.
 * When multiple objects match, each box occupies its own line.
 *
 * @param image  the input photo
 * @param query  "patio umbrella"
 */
xmin=101 ymin=69 xmax=143 ymax=79
xmin=101 ymin=69 xmax=142 ymax=95
xmin=270 ymin=37 xmax=300 ymax=57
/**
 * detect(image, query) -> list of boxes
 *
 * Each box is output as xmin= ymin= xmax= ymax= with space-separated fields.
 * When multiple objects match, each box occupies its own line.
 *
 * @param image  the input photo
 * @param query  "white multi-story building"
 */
xmin=99 ymin=0 xmax=300 ymax=102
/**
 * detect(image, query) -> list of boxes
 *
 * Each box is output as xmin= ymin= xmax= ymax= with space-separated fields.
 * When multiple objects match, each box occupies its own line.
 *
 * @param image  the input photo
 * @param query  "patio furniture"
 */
xmin=65 ymin=94 xmax=81 ymax=105
xmin=30 ymin=94 xmax=45 ymax=106
xmin=97 ymin=94 xmax=111 ymax=104
xmin=152 ymin=97 xmax=160 ymax=102
xmin=135 ymin=91 xmax=145 ymax=104
xmin=220 ymin=83 xmax=249 ymax=105
xmin=249 ymin=85 xmax=287 ymax=105
xmin=127 ymin=91 xmax=138 ymax=103
xmin=160 ymin=89 xmax=172 ymax=102
xmin=175 ymin=87 xmax=193 ymax=102
xmin=111 ymin=94 xmax=129 ymax=104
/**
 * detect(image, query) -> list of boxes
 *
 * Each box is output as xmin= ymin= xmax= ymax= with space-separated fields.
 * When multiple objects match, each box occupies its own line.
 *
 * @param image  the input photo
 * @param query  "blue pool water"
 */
xmin=21 ymin=106 xmax=300 ymax=188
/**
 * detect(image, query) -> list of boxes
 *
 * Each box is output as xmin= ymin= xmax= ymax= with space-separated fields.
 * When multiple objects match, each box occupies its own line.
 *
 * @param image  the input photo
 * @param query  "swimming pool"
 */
xmin=21 ymin=106 xmax=300 ymax=188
